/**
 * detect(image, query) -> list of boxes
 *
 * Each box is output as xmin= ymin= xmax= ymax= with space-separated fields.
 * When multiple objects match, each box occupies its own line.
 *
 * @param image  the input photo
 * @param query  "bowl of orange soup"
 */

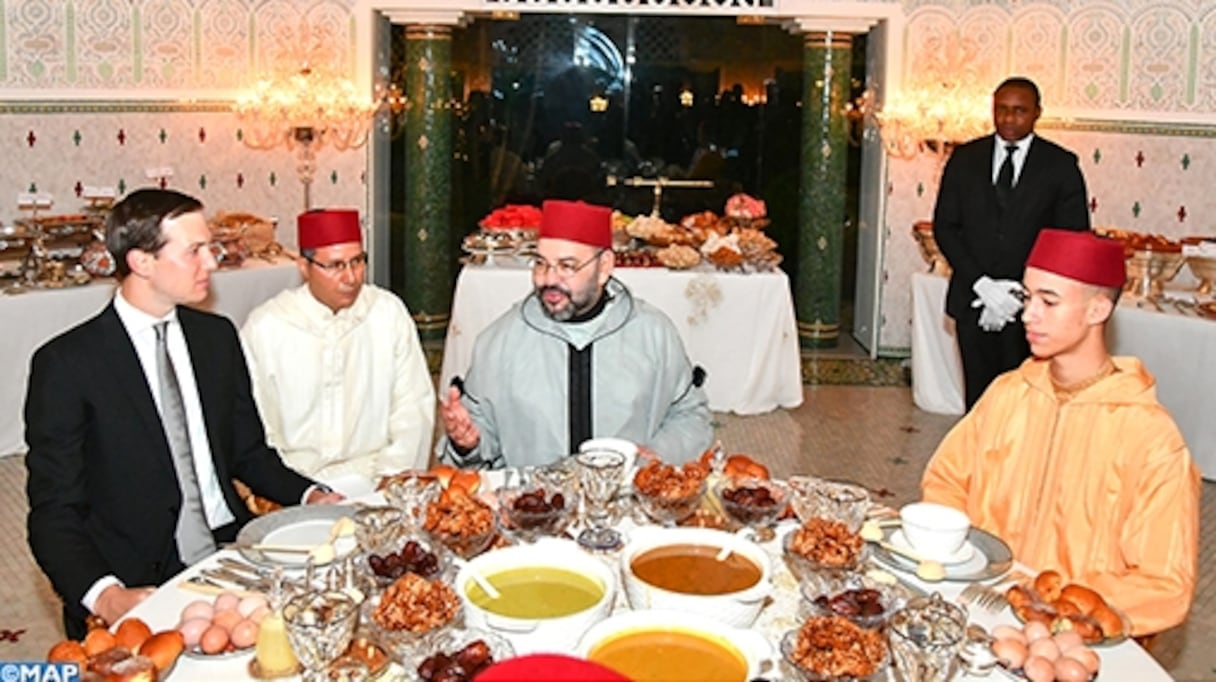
xmin=456 ymin=538 xmax=616 ymax=655
xmin=620 ymin=526 xmax=772 ymax=627
xmin=577 ymin=609 xmax=776 ymax=682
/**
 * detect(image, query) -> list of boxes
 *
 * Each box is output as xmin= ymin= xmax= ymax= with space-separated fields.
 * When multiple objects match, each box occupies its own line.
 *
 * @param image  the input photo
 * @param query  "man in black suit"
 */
xmin=25 ymin=188 xmax=343 ymax=638
xmin=933 ymin=77 xmax=1090 ymax=409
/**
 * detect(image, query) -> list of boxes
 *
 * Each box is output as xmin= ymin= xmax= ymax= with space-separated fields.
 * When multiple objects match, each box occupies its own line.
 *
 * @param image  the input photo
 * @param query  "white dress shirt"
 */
xmin=83 ymin=292 xmax=235 ymax=612
xmin=992 ymin=132 xmax=1035 ymax=187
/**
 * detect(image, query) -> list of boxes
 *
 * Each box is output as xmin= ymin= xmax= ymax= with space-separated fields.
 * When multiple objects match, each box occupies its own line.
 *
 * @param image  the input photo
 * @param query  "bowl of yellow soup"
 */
xmin=455 ymin=538 xmax=617 ymax=655
xmin=620 ymin=526 xmax=772 ymax=628
xmin=577 ymin=609 xmax=776 ymax=682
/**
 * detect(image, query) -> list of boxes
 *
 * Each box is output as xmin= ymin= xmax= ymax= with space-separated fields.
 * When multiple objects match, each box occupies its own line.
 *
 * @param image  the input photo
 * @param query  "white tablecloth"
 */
xmin=120 ymin=509 xmax=1171 ymax=681
xmin=440 ymin=263 xmax=804 ymax=415
xmin=910 ymin=272 xmax=1216 ymax=480
xmin=0 ymin=258 xmax=302 ymax=456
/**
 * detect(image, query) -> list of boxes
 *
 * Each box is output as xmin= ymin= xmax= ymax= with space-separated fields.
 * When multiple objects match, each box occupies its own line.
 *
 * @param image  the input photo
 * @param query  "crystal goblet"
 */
xmin=282 ymin=591 xmax=361 ymax=682
xmin=381 ymin=474 xmax=441 ymax=529
xmin=575 ymin=449 xmax=626 ymax=551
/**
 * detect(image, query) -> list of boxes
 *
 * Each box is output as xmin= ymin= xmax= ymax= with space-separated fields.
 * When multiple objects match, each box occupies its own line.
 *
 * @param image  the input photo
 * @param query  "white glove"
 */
xmin=972 ymin=276 xmax=1024 ymax=320
xmin=976 ymin=303 xmax=1013 ymax=332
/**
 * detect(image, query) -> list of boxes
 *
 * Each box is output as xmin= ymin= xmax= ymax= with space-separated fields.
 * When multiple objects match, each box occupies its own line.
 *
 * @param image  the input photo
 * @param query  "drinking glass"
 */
xmin=282 ymin=591 xmax=361 ymax=682
xmin=887 ymin=592 xmax=968 ymax=682
xmin=576 ymin=449 xmax=626 ymax=551
xmin=353 ymin=506 xmax=404 ymax=554
xmin=381 ymin=474 xmax=441 ymax=530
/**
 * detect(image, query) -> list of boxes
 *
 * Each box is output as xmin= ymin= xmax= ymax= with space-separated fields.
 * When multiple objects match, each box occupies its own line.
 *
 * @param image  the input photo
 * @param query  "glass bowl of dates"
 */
xmin=364 ymin=535 xmax=453 ymax=588
xmin=780 ymin=616 xmax=890 ymax=682
xmin=714 ymin=477 xmax=789 ymax=528
xmin=413 ymin=627 xmax=515 ymax=682
xmin=497 ymin=480 xmax=580 ymax=542
xmin=798 ymin=572 xmax=905 ymax=630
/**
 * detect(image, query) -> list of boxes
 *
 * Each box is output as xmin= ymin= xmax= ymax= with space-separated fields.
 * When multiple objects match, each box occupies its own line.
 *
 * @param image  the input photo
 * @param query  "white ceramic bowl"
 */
xmin=899 ymin=502 xmax=970 ymax=560
xmin=619 ymin=526 xmax=772 ymax=628
xmin=454 ymin=538 xmax=616 ymax=655
xmin=576 ymin=609 xmax=776 ymax=682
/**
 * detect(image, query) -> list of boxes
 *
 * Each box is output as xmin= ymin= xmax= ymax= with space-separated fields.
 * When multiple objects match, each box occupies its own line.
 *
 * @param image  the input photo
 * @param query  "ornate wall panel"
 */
xmin=74 ymin=0 xmax=136 ymax=86
xmin=1064 ymin=5 xmax=1124 ymax=108
xmin=1009 ymin=7 xmax=1067 ymax=99
xmin=1127 ymin=6 xmax=1191 ymax=110
xmin=195 ymin=0 xmax=250 ymax=89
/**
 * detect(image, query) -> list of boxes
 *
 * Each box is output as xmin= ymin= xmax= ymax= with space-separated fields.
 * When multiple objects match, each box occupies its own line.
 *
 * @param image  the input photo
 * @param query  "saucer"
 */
xmin=889 ymin=529 xmax=976 ymax=565
xmin=872 ymin=526 xmax=1012 ymax=582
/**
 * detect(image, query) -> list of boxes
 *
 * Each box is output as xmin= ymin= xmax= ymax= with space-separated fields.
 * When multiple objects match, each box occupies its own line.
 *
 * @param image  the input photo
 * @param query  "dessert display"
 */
xmin=208 ymin=211 xmax=282 ymax=267
xmin=1095 ymin=227 xmax=1186 ymax=297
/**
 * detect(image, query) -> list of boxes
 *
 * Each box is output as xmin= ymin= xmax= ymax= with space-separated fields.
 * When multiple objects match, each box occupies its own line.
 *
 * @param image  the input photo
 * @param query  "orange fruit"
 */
xmin=83 ymin=627 xmax=117 ymax=656
xmin=113 ymin=617 xmax=153 ymax=650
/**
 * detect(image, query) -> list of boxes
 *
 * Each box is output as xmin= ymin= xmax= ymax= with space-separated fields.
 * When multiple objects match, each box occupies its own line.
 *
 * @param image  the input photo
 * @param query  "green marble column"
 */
xmin=401 ymin=24 xmax=453 ymax=341
xmin=797 ymin=31 xmax=852 ymax=348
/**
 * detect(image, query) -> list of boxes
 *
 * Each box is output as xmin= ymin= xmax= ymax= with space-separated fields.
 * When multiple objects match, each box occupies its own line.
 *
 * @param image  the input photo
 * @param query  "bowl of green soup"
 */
xmin=455 ymin=538 xmax=617 ymax=655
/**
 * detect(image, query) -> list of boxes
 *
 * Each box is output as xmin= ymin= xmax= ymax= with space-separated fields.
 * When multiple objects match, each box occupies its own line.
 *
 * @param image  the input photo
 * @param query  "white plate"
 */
xmin=872 ymin=526 xmax=1012 ymax=582
xmin=888 ymin=529 xmax=976 ymax=565
xmin=236 ymin=504 xmax=357 ymax=567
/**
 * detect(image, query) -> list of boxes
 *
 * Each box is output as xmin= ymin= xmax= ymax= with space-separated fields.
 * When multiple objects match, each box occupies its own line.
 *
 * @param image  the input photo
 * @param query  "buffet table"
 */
xmin=440 ymin=263 xmax=803 ymax=415
xmin=0 ymin=257 xmax=302 ymax=456
xmin=910 ymin=272 xmax=1216 ymax=480
xmin=118 ymin=492 xmax=1171 ymax=681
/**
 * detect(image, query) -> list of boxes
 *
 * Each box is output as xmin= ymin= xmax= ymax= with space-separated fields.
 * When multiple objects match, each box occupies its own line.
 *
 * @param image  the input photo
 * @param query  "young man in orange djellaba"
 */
xmin=921 ymin=229 xmax=1199 ymax=636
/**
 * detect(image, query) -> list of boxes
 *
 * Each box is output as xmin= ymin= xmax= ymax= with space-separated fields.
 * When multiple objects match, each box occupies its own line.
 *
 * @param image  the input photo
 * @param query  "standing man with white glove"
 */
xmin=933 ymin=77 xmax=1090 ymax=409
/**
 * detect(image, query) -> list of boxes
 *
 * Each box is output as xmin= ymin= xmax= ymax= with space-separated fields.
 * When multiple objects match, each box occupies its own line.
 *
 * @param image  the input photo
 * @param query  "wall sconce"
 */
xmin=589 ymin=94 xmax=609 ymax=113
xmin=679 ymin=88 xmax=694 ymax=108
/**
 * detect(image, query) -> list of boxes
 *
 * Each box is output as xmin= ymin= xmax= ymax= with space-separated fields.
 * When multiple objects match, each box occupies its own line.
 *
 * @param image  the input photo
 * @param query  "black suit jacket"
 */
xmin=933 ymin=134 xmax=1090 ymax=319
xmin=25 ymin=303 xmax=313 ymax=612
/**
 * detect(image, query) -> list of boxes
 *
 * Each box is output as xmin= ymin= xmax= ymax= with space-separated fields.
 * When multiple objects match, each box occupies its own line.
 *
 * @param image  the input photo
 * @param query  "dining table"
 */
xmin=114 ymin=477 xmax=1172 ymax=682
xmin=0 ymin=256 xmax=302 ymax=457
xmin=910 ymin=271 xmax=1216 ymax=480
xmin=440 ymin=260 xmax=804 ymax=415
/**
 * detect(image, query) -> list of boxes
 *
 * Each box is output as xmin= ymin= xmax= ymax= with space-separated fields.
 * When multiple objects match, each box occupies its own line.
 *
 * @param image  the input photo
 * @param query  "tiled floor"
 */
xmin=1 ymin=385 xmax=1212 ymax=679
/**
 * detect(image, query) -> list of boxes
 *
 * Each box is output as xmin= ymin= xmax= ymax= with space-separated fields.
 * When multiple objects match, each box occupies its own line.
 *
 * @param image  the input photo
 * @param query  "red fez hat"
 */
xmin=1025 ymin=229 xmax=1126 ymax=288
xmin=473 ymin=654 xmax=629 ymax=681
xmin=539 ymin=200 xmax=612 ymax=250
xmin=298 ymin=209 xmax=362 ymax=251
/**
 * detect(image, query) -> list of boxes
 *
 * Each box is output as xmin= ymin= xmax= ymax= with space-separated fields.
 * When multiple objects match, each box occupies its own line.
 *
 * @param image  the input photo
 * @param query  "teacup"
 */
xmin=899 ymin=502 xmax=970 ymax=560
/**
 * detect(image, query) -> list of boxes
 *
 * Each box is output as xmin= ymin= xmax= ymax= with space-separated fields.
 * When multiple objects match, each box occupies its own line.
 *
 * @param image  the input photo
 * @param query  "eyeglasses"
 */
xmin=529 ymin=250 xmax=604 ymax=280
xmin=307 ymin=252 xmax=368 ymax=274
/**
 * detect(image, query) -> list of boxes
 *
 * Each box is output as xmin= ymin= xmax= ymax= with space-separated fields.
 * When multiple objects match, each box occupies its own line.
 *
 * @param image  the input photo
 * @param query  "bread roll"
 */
xmin=1016 ymin=603 xmax=1056 ymax=627
xmin=1007 ymin=584 xmax=1035 ymax=609
xmin=1061 ymin=615 xmax=1104 ymax=644
xmin=1034 ymin=570 xmax=1064 ymax=603
xmin=113 ymin=618 xmax=153 ymax=651
xmin=1091 ymin=604 xmax=1125 ymax=639
xmin=1059 ymin=584 xmax=1106 ymax=616
xmin=47 ymin=640 xmax=89 ymax=667
xmin=137 ymin=630 xmax=184 ymax=672
xmin=83 ymin=628 xmax=118 ymax=657
xmin=1051 ymin=598 xmax=1084 ymax=619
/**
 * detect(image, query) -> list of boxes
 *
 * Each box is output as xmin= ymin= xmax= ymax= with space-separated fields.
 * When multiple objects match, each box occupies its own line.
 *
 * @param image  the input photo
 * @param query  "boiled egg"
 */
xmin=199 ymin=624 xmax=230 ymax=655
xmin=992 ymin=624 xmax=1027 ymax=644
xmin=247 ymin=604 xmax=271 ymax=625
xmin=1053 ymin=629 xmax=1084 ymax=652
xmin=992 ymin=637 xmax=1028 ymax=670
xmin=1023 ymin=655 xmax=1056 ymax=682
xmin=213 ymin=591 xmax=241 ymax=613
xmin=177 ymin=617 xmax=211 ymax=649
xmin=1023 ymin=620 xmax=1052 ymax=642
xmin=1066 ymin=646 xmax=1102 ymax=676
xmin=1055 ymin=655 xmax=1091 ymax=682
xmin=180 ymin=599 xmax=214 ymax=623
xmin=229 ymin=619 xmax=260 ymax=649
xmin=211 ymin=608 xmax=243 ymax=633
xmin=1028 ymin=636 xmax=1061 ymax=662
xmin=237 ymin=595 xmax=268 ymax=618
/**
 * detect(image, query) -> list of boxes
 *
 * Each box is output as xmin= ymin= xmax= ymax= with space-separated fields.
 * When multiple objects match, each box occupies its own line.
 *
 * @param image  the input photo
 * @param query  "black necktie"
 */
xmin=995 ymin=143 xmax=1017 ymax=207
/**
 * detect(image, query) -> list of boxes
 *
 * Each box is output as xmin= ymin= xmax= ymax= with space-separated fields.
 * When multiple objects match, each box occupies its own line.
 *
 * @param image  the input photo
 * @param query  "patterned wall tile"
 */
xmin=1064 ymin=6 xmax=1125 ymax=108
xmin=1127 ymin=6 xmax=1192 ymax=110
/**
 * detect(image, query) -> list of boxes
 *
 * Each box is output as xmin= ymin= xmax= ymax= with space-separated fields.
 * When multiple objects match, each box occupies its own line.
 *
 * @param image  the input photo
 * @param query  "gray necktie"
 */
xmin=155 ymin=321 xmax=216 ymax=564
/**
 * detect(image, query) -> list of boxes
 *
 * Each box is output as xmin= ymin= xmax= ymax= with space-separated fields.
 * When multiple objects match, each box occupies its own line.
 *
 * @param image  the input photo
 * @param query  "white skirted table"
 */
xmin=440 ymin=263 xmax=804 ymax=415
xmin=910 ymin=271 xmax=1216 ymax=480
xmin=0 ymin=257 xmax=301 ymax=456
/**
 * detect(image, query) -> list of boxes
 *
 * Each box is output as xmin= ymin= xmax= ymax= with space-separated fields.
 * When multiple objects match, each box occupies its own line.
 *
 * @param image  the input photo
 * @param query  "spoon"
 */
xmin=859 ymin=519 xmax=899 ymax=542
xmin=453 ymin=558 xmax=502 ymax=600
xmin=872 ymin=540 xmax=947 ymax=582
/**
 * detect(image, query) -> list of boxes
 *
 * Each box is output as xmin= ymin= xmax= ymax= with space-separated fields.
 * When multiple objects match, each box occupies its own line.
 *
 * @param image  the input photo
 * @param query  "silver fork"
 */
xmin=959 ymin=570 xmax=1029 ymax=613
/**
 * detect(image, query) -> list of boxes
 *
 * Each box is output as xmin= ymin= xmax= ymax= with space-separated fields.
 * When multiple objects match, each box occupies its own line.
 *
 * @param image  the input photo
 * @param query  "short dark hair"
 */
xmin=105 ymin=188 xmax=204 ymax=278
xmin=995 ymin=77 xmax=1041 ymax=108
